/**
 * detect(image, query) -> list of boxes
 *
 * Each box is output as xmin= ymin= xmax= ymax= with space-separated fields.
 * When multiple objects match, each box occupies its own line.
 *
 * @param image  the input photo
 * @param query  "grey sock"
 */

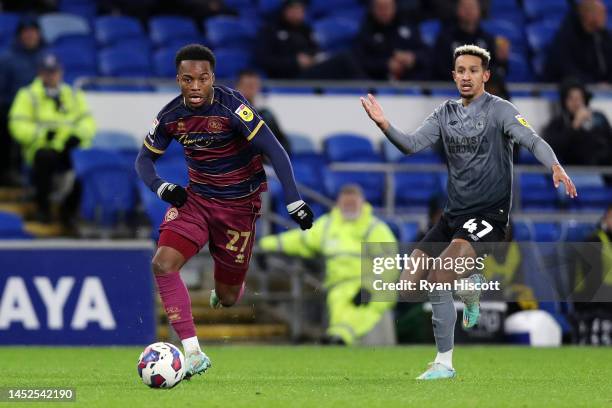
xmin=429 ymin=290 xmax=456 ymax=353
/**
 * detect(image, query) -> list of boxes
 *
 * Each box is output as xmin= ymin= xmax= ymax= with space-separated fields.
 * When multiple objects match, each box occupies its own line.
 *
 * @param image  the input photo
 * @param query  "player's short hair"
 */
xmin=339 ymin=184 xmax=364 ymax=197
xmin=237 ymin=68 xmax=259 ymax=80
xmin=453 ymin=44 xmax=491 ymax=70
xmin=175 ymin=44 xmax=216 ymax=70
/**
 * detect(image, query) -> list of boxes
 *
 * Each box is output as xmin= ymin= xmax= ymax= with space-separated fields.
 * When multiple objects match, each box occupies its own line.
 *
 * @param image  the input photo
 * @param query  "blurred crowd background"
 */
xmin=0 ymin=0 xmax=611 ymax=347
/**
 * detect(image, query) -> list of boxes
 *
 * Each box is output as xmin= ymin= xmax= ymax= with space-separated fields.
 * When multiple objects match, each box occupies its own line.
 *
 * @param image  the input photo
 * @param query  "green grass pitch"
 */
xmin=1 ymin=345 xmax=611 ymax=407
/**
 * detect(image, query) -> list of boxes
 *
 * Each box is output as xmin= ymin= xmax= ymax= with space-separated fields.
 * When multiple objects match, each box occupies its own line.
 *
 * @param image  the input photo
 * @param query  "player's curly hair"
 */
xmin=453 ymin=44 xmax=491 ymax=70
xmin=175 ymin=44 xmax=216 ymax=70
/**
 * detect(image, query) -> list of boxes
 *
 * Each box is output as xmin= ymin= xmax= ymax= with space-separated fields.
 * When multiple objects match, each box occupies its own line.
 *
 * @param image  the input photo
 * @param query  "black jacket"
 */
xmin=545 ymin=13 xmax=612 ymax=83
xmin=543 ymin=110 xmax=612 ymax=166
xmin=256 ymin=19 xmax=318 ymax=79
xmin=354 ymin=15 xmax=430 ymax=80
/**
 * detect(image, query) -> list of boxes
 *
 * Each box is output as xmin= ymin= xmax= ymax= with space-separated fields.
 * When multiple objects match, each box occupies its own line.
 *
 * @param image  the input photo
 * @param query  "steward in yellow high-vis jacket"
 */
xmin=260 ymin=184 xmax=398 ymax=345
xmin=9 ymin=53 xmax=95 ymax=223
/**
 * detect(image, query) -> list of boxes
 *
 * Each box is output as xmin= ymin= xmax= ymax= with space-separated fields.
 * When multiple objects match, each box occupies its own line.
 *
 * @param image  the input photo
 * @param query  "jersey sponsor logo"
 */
xmin=207 ymin=117 xmax=225 ymax=132
xmin=164 ymin=207 xmax=179 ymax=222
xmin=515 ymin=114 xmax=531 ymax=128
xmin=476 ymin=119 xmax=485 ymax=130
xmin=149 ymin=118 xmax=159 ymax=136
xmin=177 ymin=120 xmax=186 ymax=133
xmin=235 ymin=104 xmax=254 ymax=122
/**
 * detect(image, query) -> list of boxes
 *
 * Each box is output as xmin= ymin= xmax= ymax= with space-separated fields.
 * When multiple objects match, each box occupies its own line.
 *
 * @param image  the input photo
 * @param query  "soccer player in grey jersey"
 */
xmin=362 ymin=44 xmax=577 ymax=380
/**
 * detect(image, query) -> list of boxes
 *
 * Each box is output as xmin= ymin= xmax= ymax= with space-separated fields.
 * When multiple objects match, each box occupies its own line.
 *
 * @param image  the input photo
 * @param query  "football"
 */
xmin=137 ymin=342 xmax=185 ymax=388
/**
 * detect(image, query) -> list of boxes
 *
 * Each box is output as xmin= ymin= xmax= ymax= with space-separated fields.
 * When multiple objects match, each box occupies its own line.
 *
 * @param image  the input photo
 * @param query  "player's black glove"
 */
xmin=287 ymin=200 xmax=314 ymax=230
xmin=157 ymin=182 xmax=188 ymax=207
xmin=352 ymin=288 xmax=372 ymax=306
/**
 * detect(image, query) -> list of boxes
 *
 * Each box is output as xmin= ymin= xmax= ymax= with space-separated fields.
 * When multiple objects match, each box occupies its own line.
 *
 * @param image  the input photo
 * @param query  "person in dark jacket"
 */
xmin=545 ymin=0 xmax=612 ymax=84
xmin=0 ymin=18 xmax=46 ymax=184
xmin=543 ymin=79 xmax=612 ymax=166
xmin=431 ymin=0 xmax=501 ymax=80
xmin=235 ymin=69 xmax=291 ymax=154
xmin=355 ymin=0 xmax=430 ymax=80
xmin=256 ymin=0 xmax=364 ymax=79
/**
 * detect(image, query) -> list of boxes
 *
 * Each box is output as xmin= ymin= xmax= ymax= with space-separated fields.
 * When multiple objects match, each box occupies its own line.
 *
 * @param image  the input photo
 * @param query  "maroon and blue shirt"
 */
xmin=144 ymin=85 xmax=268 ymax=201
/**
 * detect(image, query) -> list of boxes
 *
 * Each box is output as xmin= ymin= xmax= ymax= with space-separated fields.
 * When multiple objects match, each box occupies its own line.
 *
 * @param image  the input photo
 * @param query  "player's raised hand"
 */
xmin=360 ymin=93 xmax=389 ymax=131
xmin=157 ymin=182 xmax=188 ymax=207
xmin=288 ymin=200 xmax=314 ymax=230
xmin=552 ymin=164 xmax=577 ymax=198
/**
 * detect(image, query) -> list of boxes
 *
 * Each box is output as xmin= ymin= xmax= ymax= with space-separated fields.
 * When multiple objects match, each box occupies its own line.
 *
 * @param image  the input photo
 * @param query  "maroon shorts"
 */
xmin=158 ymin=188 xmax=261 ymax=286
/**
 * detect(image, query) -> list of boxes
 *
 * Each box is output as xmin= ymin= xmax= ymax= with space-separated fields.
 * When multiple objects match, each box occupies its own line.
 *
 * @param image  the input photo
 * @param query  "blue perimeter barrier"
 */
xmin=0 ymin=241 xmax=156 ymax=345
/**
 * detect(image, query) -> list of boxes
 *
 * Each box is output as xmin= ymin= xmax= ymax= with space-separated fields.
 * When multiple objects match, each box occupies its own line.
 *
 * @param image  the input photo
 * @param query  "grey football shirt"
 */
xmin=384 ymin=92 xmax=559 ymax=223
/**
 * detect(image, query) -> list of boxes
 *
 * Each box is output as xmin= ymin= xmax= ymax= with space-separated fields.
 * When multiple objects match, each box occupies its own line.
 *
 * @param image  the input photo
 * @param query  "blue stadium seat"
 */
xmin=397 ymin=148 xmax=443 ymax=164
xmin=518 ymin=146 xmax=539 ymax=164
xmin=506 ymin=52 xmax=535 ymax=82
xmin=259 ymin=0 xmax=283 ymax=15
xmin=287 ymin=133 xmax=316 ymax=155
xmin=59 ymin=0 xmax=97 ymax=21
xmin=213 ymin=48 xmax=251 ymax=79
xmin=153 ymin=47 xmax=177 ymax=77
xmin=566 ymin=173 xmax=612 ymax=210
xmin=489 ymin=0 xmax=520 ymax=14
xmin=564 ymin=221 xmax=595 ymax=242
xmin=327 ymin=6 xmax=365 ymax=21
xmin=481 ymin=19 xmax=527 ymax=53
xmin=324 ymin=169 xmax=384 ymax=205
xmin=72 ymin=148 xmax=138 ymax=226
xmin=91 ymin=130 xmax=139 ymax=151
xmin=0 ymin=13 xmax=21 ymax=50
xmin=98 ymin=45 xmax=152 ymax=77
xmin=512 ymin=220 xmax=533 ymax=241
xmin=399 ymin=221 xmax=420 ymax=242
xmin=313 ymin=17 xmax=360 ymax=52
xmin=523 ymin=0 xmax=569 ymax=21
xmin=520 ymin=174 xmax=559 ymax=209
xmin=394 ymin=172 xmax=441 ymax=207
xmin=95 ymin=16 xmax=145 ymax=47
xmin=382 ymin=139 xmax=403 ymax=162
xmin=49 ymin=37 xmax=98 ymax=83
xmin=149 ymin=16 xmax=200 ymax=48
xmin=205 ymin=16 xmax=257 ymax=50
xmin=290 ymin=152 xmax=327 ymax=170
xmin=39 ymin=13 xmax=90 ymax=44
xmin=309 ymin=0 xmax=360 ymax=19
xmin=380 ymin=217 xmax=401 ymax=240
xmin=138 ymin=184 xmax=166 ymax=239
xmin=324 ymin=133 xmax=382 ymax=162
xmin=533 ymin=222 xmax=563 ymax=242
xmin=419 ymin=19 xmax=440 ymax=47
xmin=526 ymin=20 xmax=559 ymax=54
xmin=0 ymin=211 xmax=33 ymax=239
xmin=292 ymin=161 xmax=325 ymax=194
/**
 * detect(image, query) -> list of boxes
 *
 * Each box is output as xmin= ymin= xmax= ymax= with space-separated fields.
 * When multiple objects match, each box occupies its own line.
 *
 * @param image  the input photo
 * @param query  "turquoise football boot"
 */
xmin=184 ymin=350 xmax=212 ymax=379
xmin=456 ymin=274 xmax=487 ymax=329
xmin=416 ymin=362 xmax=456 ymax=380
xmin=210 ymin=289 xmax=221 ymax=309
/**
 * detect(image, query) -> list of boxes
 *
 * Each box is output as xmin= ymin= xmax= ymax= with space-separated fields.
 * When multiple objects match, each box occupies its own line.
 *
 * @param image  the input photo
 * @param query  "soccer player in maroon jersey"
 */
xmin=135 ymin=44 xmax=314 ymax=378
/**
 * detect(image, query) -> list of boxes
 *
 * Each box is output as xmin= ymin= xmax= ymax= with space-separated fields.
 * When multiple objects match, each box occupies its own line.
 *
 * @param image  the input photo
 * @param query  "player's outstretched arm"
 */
xmin=250 ymin=128 xmax=314 ymax=230
xmin=135 ymin=146 xmax=188 ymax=207
xmin=360 ymin=93 xmax=441 ymax=154
xmin=498 ymin=100 xmax=577 ymax=198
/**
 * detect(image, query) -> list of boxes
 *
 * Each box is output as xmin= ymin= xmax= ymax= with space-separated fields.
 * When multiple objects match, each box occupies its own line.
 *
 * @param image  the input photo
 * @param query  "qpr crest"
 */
xmin=165 ymin=207 xmax=179 ymax=222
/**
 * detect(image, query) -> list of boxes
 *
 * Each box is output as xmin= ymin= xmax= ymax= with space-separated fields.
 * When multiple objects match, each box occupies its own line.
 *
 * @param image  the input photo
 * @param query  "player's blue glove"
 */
xmin=157 ymin=182 xmax=188 ymax=207
xmin=287 ymin=200 xmax=314 ymax=230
